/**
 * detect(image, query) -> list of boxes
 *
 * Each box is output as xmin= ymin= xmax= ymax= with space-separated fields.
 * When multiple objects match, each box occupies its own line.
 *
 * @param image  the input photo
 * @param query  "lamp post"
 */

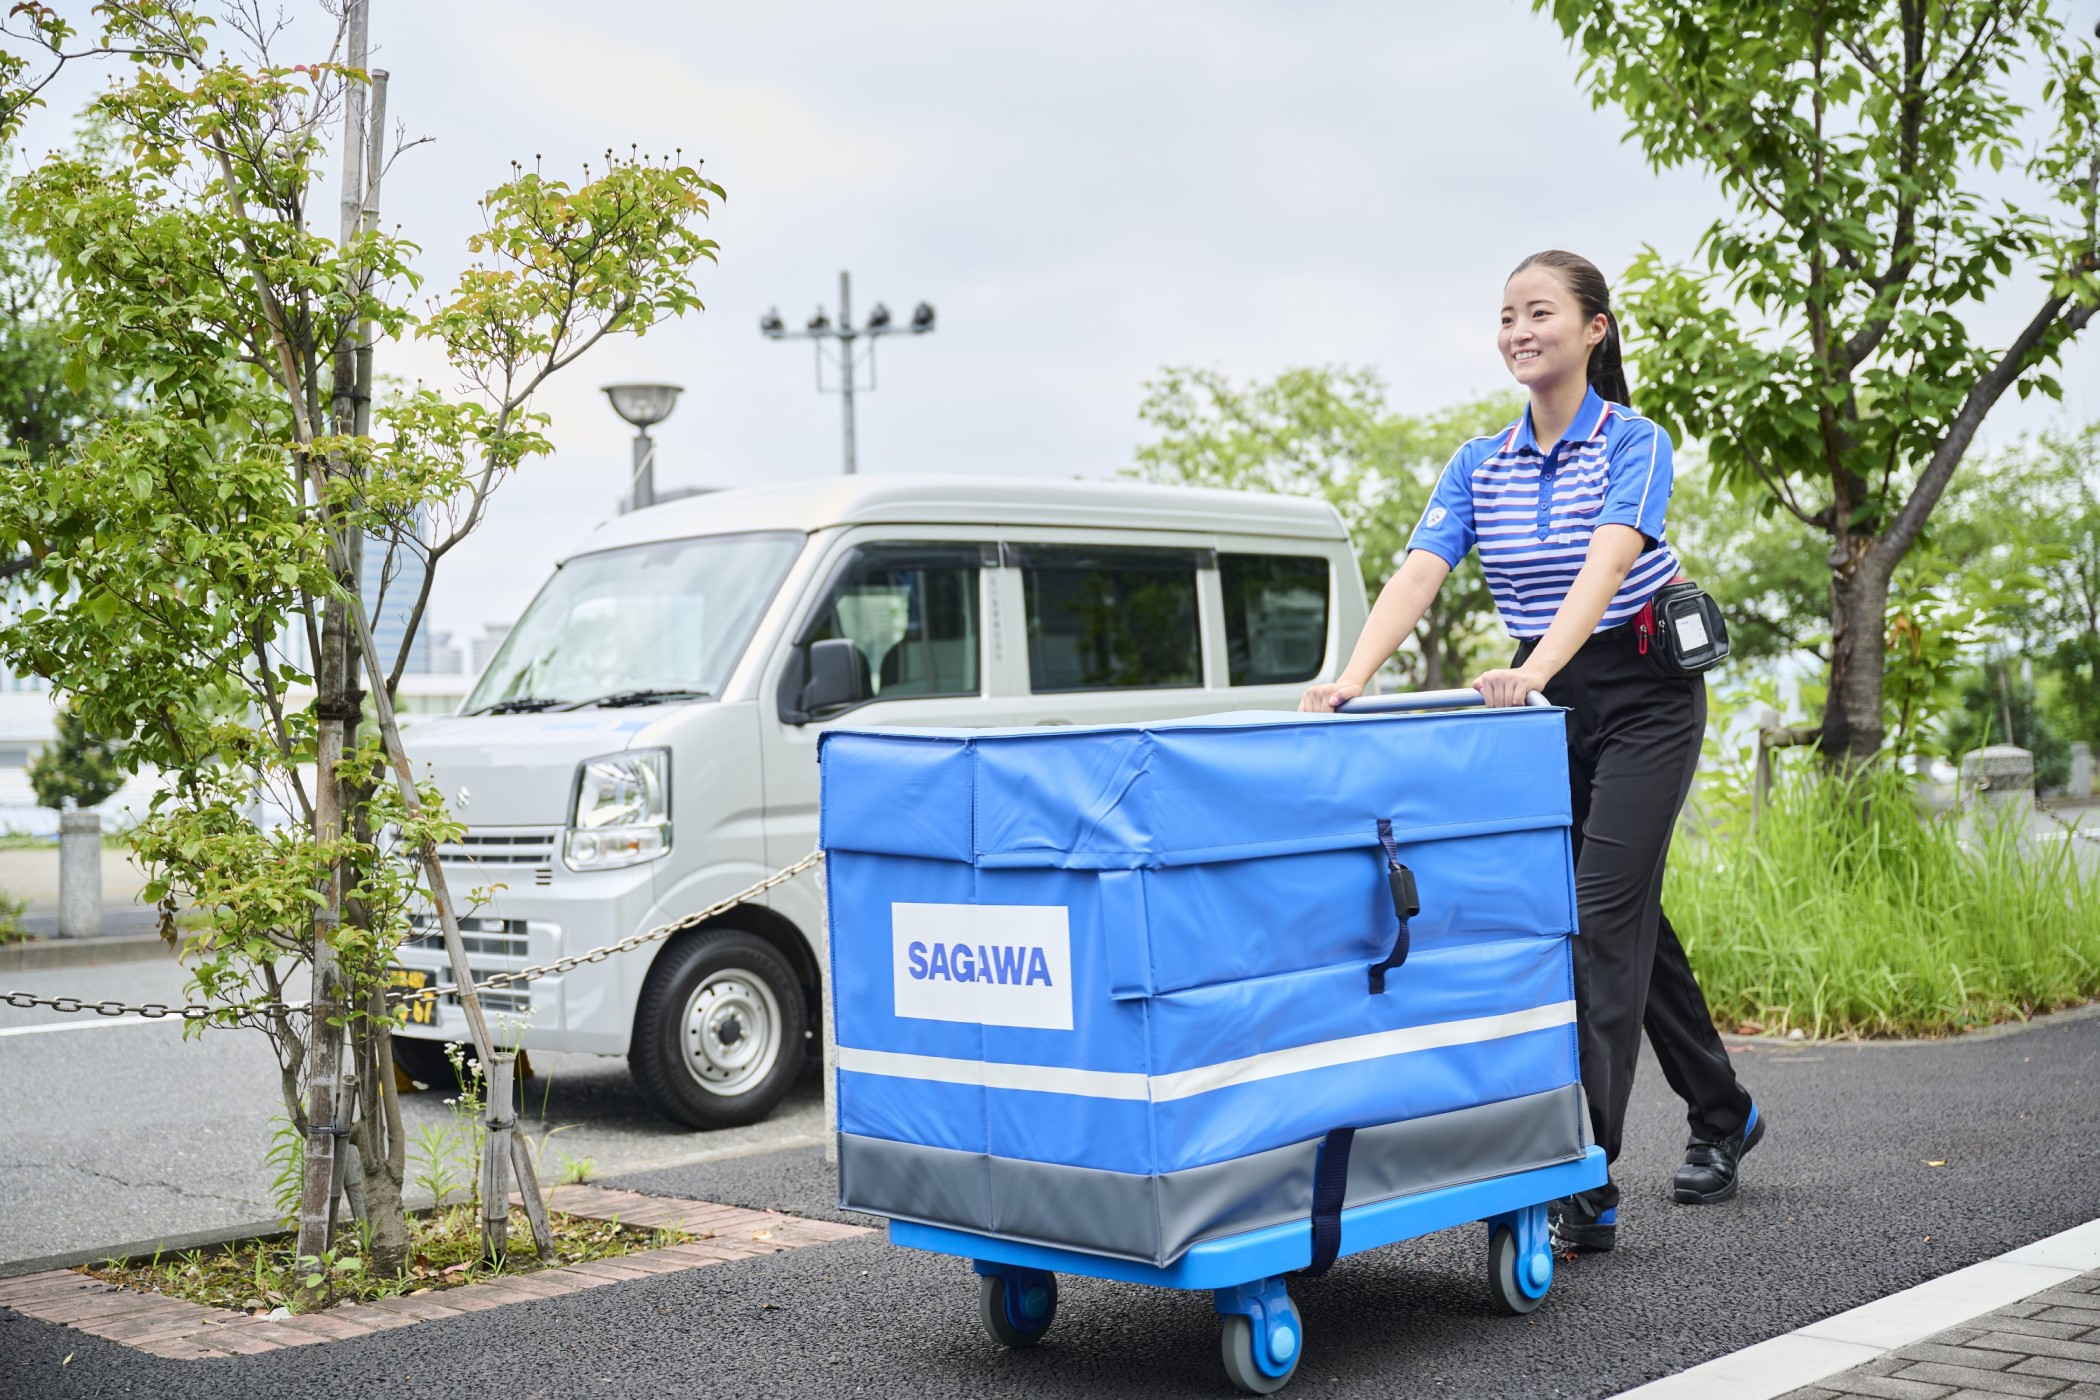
xmin=602 ymin=382 xmax=684 ymax=511
xmin=760 ymin=271 xmax=935 ymax=475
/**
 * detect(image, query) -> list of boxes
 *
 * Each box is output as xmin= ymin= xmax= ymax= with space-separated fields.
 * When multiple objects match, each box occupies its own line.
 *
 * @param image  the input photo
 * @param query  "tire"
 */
xmin=1489 ymin=1225 xmax=1549 ymax=1316
xmin=390 ymin=1035 xmax=474 ymax=1092
xmin=977 ymin=1272 xmax=1057 ymax=1348
xmin=1220 ymin=1314 xmax=1299 ymax=1395
xmin=629 ymin=928 xmax=806 ymax=1130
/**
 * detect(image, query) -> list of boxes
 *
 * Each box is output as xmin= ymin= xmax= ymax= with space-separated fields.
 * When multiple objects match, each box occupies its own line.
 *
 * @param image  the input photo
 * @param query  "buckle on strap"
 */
xmin=1369 ymin=818 xmax=1417 ymax=995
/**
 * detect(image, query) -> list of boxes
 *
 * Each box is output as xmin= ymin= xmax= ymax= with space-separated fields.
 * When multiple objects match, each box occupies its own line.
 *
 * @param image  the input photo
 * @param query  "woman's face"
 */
xmin=1499 ymin=266 xmax=1606 ymax=393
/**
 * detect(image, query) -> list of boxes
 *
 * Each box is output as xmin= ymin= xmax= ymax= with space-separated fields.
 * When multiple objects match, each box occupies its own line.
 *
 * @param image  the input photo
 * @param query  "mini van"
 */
xmin=390 ymin=474 xmax=1367 ymax=1128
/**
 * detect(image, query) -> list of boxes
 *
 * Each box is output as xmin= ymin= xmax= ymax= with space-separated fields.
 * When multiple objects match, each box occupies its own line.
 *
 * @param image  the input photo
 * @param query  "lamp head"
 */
xmin=602 ymin=382 xmax=683 ymax=429
xmin=807 ymin=307 xmax=831 ymax=332
xmin=866 ymin=301 xmax=892 ymax=330
xmin=910 ymin=301 xmax=936 ymax=333
xmin=759 ymin=307 xmax=785 ymax=337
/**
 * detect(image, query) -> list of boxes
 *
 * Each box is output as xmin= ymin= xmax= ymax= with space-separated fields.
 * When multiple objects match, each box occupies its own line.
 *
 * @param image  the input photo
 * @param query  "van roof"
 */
xmin=570 ymin=473 xmax=1350 ymax=560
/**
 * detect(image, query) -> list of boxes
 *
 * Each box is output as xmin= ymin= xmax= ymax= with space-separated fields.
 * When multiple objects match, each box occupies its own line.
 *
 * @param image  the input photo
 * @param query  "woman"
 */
xmin=1300 ymin=250 xmax=1761 ymax=1252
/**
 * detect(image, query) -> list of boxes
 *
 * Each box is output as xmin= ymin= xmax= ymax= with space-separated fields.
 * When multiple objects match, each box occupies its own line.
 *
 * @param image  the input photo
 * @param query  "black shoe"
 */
xmin=1548 ymin=1193 xmax=1617 ymax=1253
xmin=1673 ymin=1102 xmax=1765 ymax=1205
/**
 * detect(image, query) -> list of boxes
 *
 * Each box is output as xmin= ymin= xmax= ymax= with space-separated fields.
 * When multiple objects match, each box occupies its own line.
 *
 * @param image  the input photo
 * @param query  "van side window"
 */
xmin=802 ymin=545 xmax=980 ymax=700
xmin=1018 ymin=545 xmax=1201 ymax=692
xmin=1221 ymin=553 xmax=1330 ymax=686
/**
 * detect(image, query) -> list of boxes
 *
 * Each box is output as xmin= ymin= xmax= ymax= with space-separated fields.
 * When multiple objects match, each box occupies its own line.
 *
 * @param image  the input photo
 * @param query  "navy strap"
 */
xmin=1296 ymin=1126 xmax=1356 ymax=1278
xmin=1369 ymin=818 xmax=1417 ymax=995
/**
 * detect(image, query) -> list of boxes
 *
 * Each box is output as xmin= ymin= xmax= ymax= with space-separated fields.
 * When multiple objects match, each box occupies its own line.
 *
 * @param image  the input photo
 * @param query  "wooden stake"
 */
xmin=481 ymin=1052 xmax=515 ymax=1261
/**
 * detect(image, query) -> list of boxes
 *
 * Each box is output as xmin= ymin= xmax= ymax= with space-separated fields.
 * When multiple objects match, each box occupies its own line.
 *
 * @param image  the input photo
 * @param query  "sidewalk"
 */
xmin=1794 ymin=1271 xmax=2100 ymax=1398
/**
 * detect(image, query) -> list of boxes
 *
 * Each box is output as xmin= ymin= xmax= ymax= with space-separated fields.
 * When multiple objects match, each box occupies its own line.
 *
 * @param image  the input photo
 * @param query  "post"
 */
xmin=838 ymin=270 xmax=856 ymax=475
xmin=481 ymin=1052 xmax=516 ymax=1261
xmin=1959 ymin=744 xmax=2035 ymax=815
xmin=632 ymin=429 xmax=655 ymax=510
xmin=2071 ymin=741 xmax=2094 ymax=801
xmin=57 ymin=806 xmax=102 ymax=940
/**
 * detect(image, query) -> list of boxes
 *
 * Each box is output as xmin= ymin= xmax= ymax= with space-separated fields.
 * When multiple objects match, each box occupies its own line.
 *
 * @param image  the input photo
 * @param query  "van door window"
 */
xmin=1017 ymin=545 xmax=1201 ymax=693
xmin=801 ymin=544 xmax=981 ymax=702
xmin=1221 ymin=553 xmax=1331 ymax=685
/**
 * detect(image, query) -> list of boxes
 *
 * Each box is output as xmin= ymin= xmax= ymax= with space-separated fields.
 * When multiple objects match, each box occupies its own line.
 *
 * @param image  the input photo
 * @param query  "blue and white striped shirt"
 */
xmin=1407 ymin=388 xmax=1681 ymax=639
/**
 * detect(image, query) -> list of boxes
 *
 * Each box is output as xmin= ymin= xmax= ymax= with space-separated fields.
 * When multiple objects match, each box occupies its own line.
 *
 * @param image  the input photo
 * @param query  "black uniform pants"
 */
xmin=1515 ymin=622 xmax=1752 ymax=1211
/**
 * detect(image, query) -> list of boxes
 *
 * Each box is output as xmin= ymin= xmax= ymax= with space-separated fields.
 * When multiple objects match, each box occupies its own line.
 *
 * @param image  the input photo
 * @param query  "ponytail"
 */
xmin=1508 ymin=249 xmax=1631 ymax=407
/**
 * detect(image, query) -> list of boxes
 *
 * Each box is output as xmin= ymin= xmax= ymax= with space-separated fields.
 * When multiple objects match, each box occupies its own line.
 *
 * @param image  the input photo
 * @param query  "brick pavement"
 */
xmin=0 ymin=1183 xmax=868 ymax=1359
xmin=1782 ymin=1267 xmax=2100 ymax=1400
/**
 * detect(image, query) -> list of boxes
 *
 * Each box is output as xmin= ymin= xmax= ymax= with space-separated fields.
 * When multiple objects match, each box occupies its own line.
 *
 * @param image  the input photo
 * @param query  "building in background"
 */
xmin=362 ymin=522 xmax=430 ymax=676
xmin=469 ymin=622 xmax=512 ymax=678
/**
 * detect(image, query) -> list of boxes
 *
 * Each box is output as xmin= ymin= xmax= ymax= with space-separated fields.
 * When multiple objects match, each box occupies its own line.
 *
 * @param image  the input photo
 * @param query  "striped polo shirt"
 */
xmin=1407 ymin=387 xmax=1681 ymax=638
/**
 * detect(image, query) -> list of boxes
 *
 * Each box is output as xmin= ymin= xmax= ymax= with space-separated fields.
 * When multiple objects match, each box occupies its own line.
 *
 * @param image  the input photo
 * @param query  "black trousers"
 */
xmin=1515 ymin=623 xmax=1752 ymax=1210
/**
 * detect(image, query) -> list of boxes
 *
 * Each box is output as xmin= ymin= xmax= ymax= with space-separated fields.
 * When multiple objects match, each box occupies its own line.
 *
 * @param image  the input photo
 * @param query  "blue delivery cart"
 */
xmin=818 ymin=691 xmax=1605 ymax=1394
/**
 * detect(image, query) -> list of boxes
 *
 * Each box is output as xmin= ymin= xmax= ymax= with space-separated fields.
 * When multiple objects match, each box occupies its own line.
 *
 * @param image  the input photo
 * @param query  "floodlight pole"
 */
xmin=760 ymin=271 xmax=936 ymax=476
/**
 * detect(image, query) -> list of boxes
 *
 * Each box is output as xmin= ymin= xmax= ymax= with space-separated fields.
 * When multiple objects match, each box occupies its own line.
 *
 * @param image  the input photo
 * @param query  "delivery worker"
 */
xmin=1299 ymin=249 xmax=1762 ymax=1252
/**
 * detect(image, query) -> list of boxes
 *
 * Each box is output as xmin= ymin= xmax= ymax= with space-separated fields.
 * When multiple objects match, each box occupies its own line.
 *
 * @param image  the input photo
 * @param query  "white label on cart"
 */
xmin=1673 ymin=608 xmax=1710 ymax=652
xmin=892 ymin=903 xmax=1074 ymax=1030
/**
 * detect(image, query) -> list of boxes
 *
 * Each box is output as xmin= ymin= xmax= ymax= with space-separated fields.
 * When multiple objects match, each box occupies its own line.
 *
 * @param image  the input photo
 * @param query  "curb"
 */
xmin=0 ymin=1219 xmax=290 ymax=1281
xmin=1610 ymin=1216 xmax=2100 ymax=1399
xmin=0 ymin=933 xmax=175 ymax=974
xmin=1719 ymin=997 xmax=2100 ymax=1050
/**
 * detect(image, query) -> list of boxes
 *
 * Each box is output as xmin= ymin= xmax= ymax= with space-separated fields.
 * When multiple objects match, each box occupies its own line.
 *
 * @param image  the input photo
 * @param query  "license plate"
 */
xmin=388 ymin=966 xmax=437 ymax=1026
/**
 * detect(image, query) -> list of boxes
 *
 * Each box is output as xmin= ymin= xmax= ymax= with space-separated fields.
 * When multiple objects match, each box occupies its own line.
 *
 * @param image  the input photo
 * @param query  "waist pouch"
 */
xmin=1635 ymin=580 xmax=1730 ymax=676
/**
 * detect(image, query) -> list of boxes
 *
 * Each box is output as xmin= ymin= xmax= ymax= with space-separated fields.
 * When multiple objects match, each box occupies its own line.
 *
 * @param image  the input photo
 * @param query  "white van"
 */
xmin=390 ymin=474 xmax=1367 ymax=1128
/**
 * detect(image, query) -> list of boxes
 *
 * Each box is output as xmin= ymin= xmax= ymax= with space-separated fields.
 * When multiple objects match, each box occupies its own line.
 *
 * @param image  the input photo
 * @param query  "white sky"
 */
xmin=14 ymin=0 xmax=2100 ymax=640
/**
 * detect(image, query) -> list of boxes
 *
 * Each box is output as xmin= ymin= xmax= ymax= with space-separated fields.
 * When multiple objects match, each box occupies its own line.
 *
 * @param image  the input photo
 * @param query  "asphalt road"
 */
xmin=0 ymin=957 xmax=824 ymax=1267
xmin=4 ymin=1005 xmax=2098 ymax=1399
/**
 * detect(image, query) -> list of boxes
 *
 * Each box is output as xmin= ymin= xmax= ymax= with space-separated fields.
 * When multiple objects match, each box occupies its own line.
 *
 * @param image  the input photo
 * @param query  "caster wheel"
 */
xmin=978 ymin=1270 xmax=1056 ymax=1348
xmin=1490 ymin=1224 xmax=1550 ymax=1315
xmin=1220 ymin=1313 xmax=1300 ymax=1395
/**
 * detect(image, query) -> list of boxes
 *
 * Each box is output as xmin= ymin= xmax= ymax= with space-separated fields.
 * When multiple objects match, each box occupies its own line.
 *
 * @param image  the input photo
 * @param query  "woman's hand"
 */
xmin=1470 ymin=666 xmax=1549 ymax=709
xmin=1299 ymin=679 xmax=1364 ymax=713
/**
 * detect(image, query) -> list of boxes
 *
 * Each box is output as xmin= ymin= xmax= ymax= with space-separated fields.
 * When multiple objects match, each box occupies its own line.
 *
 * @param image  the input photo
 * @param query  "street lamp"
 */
xmin=760 ymin=271 xmax=935 ymax=475
xmin=602 ymin=382 xmax=683 ymax=511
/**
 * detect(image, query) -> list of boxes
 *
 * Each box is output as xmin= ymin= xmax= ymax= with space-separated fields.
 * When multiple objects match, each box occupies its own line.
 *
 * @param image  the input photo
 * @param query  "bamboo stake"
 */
xmin=481 ymin=1052 xmax=515 ymax=1260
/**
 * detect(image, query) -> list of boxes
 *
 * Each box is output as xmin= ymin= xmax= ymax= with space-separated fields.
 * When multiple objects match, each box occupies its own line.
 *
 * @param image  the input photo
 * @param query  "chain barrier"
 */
xmin=1 ymin=850 xmax=826 ymax=1024
xmin=2034 ymin=802 xmax=2100 ymax=847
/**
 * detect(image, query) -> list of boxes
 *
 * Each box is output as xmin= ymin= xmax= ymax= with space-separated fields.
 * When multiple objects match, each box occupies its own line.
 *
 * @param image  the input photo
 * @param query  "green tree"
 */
xmin=27 ymin=707 xmax=122 ymax=810
xmin=1132 ymin=366 xmax=1521 ymax=687
xmin=1535 ymin=0 xmax=2100 ymax=766
xmin=0 ymin=1 xmax=719 ymax=1284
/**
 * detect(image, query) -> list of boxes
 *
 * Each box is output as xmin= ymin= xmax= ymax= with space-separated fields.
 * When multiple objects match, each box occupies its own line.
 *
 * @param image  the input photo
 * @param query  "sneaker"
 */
xmin=1672 ymin=1102 xmax=1765 ymax=1205
xmin=1548 ymin=1194 xmax=1617 ymax=1253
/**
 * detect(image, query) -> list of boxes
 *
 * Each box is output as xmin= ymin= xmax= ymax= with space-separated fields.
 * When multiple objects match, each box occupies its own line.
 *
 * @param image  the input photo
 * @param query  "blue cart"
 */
xmin=819 ymin=692 xmax=1602 ymax=1394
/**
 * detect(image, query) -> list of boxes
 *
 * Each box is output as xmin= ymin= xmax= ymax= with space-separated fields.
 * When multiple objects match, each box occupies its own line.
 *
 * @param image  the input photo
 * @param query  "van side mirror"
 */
xmin=800 ymin=638 xmax=869 ymax=717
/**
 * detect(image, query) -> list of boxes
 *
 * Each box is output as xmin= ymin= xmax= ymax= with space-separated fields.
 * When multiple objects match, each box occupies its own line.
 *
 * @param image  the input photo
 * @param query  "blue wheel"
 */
xmin=978 ymin=1268 xmax=1057 ymax=1348
xmin=1490 ymin=1223 xmax=1551 ymax=1315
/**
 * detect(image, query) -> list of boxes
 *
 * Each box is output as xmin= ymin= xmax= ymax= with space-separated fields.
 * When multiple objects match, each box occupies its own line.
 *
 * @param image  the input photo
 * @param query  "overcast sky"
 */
xmin=16 ymin=1 xmax=2100 ymax=642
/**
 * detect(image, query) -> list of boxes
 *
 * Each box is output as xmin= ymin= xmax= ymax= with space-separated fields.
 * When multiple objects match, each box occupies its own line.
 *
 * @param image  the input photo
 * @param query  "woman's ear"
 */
xmin=1587 ymin=313 xmax=1609 ymax=351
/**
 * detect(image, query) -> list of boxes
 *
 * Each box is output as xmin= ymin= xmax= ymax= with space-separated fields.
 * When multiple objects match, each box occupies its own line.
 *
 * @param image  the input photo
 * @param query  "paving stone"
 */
xmin=1970 ymin=1317 xmax=2099 ymax=1344
xmin=1818 ymin=1373 xmax=1959 ymax=1399
xmin=2013 ymin=1357 xmax=2100 ymax=1385
xmin=2036 ymin=1308 xmax=2100 ymax=1329
xmin=1980 ymin=1334 xmax=2100 ymax=1365
xmin=1891 ymin=1361 xmax=2066 ymax=1396
xmin=1897 ymin=1343 xmax=2017 ymax=1371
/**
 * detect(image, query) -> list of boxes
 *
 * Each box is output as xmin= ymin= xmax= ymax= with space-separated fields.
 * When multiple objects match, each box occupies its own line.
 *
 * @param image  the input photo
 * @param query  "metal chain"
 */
xmin=1 ymin=850 xmax=826 ymax=1024
xmin=2034 ymin=802 xmax=2100 ymax=847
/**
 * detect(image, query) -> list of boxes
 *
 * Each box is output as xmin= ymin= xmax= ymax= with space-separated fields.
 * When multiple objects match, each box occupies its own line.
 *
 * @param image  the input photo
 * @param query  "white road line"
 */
xmin=1611 ymin=1215 xmax=2100 ymax=1399
xmin=0 ymin=1017 xmax=185 ymax=1038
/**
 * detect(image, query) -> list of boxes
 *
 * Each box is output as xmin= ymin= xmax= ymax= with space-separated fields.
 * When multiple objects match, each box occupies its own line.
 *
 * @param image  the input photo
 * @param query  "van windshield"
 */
xmin=464 ymin=532 xmax=804 ymax=713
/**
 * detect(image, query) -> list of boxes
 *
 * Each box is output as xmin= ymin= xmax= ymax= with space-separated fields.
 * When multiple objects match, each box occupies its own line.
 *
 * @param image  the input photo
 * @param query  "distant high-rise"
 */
xmin=469 ymin=622 xmax=512 ymax=679
xmin=361 ymin=521 xmax=430 ymax=676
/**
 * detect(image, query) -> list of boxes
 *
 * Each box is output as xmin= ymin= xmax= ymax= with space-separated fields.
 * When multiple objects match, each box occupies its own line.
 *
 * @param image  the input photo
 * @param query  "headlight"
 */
xmin=565 ymin=750 xmax=670 ymax=871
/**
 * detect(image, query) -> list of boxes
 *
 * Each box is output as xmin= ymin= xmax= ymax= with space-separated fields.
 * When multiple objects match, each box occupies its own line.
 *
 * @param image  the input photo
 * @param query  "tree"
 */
xmin=27 ymin=707 xmax=121 ymax=810
xmin=0 ymin=0 xmax=718 ymax=1288
xmin=1133 ymin=366 xmax=1521 ymax=687
xmin=1535 ymin=0 xmax=2100 ymax=766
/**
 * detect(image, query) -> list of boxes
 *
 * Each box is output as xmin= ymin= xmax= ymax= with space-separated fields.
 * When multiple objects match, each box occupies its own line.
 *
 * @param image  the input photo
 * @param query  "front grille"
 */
xmin=438 ymin=828 xmax=559 ymax=869
xmin=404 ymin=915 xmax=528 ymax=960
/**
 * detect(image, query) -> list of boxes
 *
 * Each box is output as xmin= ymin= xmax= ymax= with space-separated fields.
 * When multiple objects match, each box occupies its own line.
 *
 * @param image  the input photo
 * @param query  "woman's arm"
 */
xmin=1471 ymin=523 xmax=1644 ymax=707
xmin=1299 ymin=549 xmax=1452 ymax=712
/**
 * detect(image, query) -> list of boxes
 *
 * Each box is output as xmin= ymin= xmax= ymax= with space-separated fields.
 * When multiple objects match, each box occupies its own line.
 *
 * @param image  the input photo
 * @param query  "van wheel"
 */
xmin=630 ymin=928 xmax=806 ymax=1130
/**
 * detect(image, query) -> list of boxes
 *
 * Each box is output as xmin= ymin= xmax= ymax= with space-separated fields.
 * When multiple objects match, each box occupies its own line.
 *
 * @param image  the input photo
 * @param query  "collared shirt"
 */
xmin=1406 ymin=387 xmax=1681 ymax=639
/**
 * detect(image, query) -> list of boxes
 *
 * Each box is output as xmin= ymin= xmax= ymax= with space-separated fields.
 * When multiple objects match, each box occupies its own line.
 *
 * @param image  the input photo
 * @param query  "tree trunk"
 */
xmin=1821 ymin=546 xmax=1891 ymax=768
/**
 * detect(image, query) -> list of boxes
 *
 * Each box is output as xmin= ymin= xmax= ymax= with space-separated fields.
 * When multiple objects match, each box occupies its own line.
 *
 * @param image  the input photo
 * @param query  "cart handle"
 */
xmin=1336 ymin=688 xmax=1553 ymax=714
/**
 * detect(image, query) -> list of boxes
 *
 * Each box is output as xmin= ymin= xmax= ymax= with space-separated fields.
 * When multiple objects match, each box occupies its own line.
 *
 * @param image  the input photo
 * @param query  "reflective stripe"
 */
xmin=837 ymin=1046 xmax=1151 ymax=1100
xmin=837 ymin=999 xmax=1576 ymax=1104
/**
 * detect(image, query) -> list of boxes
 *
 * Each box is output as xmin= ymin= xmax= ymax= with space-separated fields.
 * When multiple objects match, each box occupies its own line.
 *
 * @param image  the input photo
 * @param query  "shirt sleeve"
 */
xmin=1406 ymin=442 xmax=1479 ymax=568
xmin=1596 ymin=417 xmax=1674 ymax=547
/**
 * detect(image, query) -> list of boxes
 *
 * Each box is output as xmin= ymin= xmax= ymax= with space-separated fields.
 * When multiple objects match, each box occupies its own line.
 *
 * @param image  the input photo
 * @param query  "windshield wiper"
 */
xmin=472 ymin=696 xmax=565 ymax=715
xmin=563 ymin=688 xmax=711 ymax=710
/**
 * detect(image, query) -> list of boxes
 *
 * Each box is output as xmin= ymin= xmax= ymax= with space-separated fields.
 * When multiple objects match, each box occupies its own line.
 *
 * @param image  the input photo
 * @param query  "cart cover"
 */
xmin=820 ymin=708 xmax=1587 ymax=1266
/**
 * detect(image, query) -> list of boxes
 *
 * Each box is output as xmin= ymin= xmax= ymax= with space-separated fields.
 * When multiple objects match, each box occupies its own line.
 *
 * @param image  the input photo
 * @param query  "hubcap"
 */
xmin=679 ymin=970 xmax=781 ymax=1097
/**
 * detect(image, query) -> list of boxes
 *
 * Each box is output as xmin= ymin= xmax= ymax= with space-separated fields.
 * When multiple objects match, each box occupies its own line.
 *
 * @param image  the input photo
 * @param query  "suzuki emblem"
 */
xmin=455 ymin=786 xmax=471 ymax=810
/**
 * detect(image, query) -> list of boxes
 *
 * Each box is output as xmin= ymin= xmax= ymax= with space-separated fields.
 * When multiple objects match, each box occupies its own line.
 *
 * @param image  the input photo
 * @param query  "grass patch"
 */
xmin=84 ymin=1203 xmax=687 ymax=1314
xmin=0 ymin=890 xmax=28 ymax=945
xmin=1668 ymin=766 xmax=2100 ymax=1038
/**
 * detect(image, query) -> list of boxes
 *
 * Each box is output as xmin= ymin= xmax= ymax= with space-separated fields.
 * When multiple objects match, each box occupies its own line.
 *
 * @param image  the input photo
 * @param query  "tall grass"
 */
xmin=1666 ymin=766 xmax=2100 ymax=1038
